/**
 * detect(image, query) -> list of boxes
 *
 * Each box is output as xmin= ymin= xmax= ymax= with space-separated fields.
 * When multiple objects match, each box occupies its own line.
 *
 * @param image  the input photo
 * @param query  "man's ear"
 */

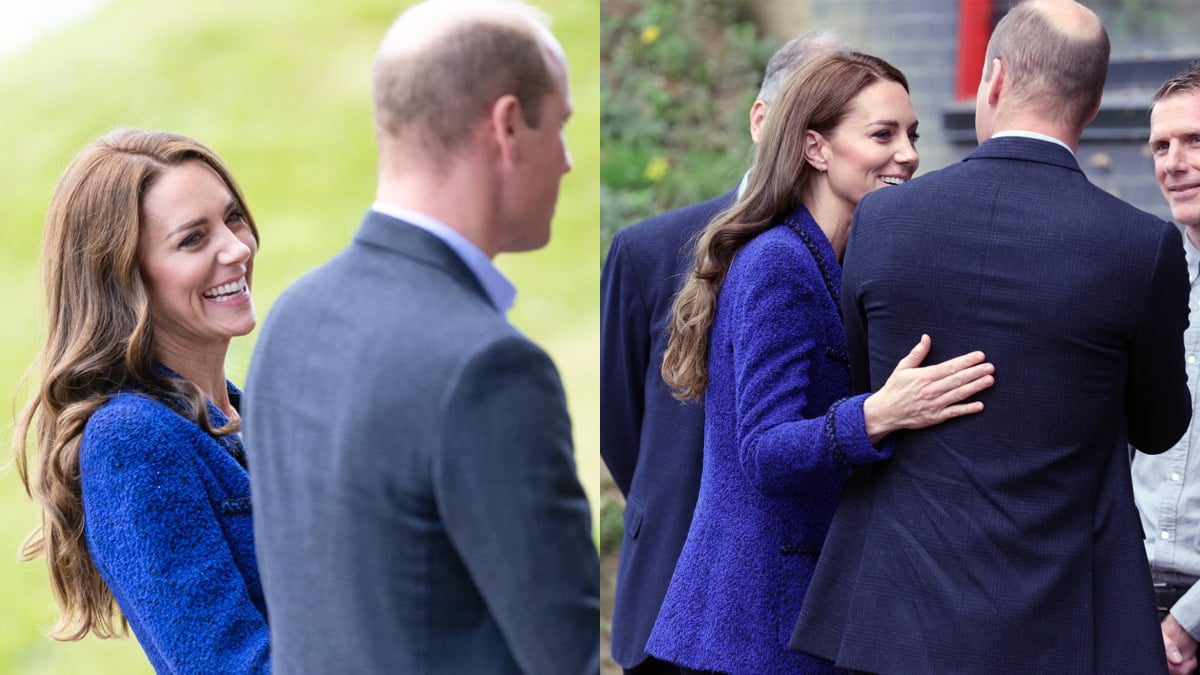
xmin=803 ymin=129 xmax=829 ymax=172
xmin=985 ymin=58 xmax=1005 ymax=106
xmin=491 ymin=94 xmax=523 ymax=164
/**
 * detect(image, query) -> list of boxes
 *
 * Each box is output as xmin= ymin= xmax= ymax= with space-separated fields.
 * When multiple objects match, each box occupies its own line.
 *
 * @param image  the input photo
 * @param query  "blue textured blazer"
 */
xmin=792 ymin=136 xmax=1192 ymax=673
xmin=244 ymin=211 xmax=599 ymax=675
xmin=645 ymin=206 xmax=894 ymax=674
xmin=80 ymin=384 xmax=269 ymax=674
xmin=600 ymin=190 xmax=734 ymax=668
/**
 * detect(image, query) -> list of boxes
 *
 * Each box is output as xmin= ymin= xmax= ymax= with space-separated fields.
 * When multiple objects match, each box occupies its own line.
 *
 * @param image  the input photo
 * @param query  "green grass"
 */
xmin=0 ymin=1 xmax=599 ymax=671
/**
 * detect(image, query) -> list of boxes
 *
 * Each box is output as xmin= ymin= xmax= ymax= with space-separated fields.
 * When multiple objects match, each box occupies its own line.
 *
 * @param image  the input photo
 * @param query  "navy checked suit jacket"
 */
xmin=600 ymin=190 xmax=735 ymax=667
xmin=790 ymin=137 xmax=1191 ymax=674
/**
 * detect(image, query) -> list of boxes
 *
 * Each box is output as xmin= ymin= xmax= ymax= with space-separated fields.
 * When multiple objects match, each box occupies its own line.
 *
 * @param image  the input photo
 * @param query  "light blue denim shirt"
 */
xmin=371 ymin=201 xmax=516 ymax=316
xmin=1133 ymin=223 xmax=1200 ymax=638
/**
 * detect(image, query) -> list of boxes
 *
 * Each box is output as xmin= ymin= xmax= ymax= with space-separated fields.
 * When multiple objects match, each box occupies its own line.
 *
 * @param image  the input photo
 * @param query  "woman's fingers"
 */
xmin=935 ymin=370 xmax=995 ymax=407
xmin=923 ymin=361 xmax=995 ymax=399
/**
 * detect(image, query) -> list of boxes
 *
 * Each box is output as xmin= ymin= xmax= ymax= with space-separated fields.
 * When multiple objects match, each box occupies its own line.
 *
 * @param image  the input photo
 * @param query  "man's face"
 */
xmin=504 ymin=55 xmax=573 ymax=254
xmin=1151 ymin=90 xmax=1200 ymax=227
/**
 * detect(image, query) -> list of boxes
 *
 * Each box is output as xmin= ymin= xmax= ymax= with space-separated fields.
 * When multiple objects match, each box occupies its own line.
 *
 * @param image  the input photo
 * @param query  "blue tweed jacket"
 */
xmin=80 ymin=383 xmax=269 ymax=674
xmin=645 ymin=206 xmax=894 ymax=674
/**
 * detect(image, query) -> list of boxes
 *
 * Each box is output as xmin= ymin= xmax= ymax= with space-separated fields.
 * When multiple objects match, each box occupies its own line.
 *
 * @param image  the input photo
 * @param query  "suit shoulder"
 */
xmin=613 ymin=192 xmax=736 ymax=248
xmin=460 ymin=330 xmax=552 ymax=373
xmin=85 ymin=392 xmax=181 ymax=435
xmin=725 ymin=225 xmax=822 ymax=291
xmin=81 ymin=392 xmax=193 ymax=471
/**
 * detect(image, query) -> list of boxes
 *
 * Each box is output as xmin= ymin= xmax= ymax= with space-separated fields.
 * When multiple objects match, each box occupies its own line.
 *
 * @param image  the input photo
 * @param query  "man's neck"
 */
xmin=376 ymin=171 xmax=497 ymax=258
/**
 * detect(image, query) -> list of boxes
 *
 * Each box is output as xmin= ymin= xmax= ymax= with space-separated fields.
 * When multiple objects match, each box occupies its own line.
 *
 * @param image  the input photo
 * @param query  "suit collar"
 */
xmin=369 ymin=203 xmax=515 ymax=313
xmin=965 ymin=135 xmax=1082 ymax=174
xmin=354 ymin=210 xmax=493 ymax=309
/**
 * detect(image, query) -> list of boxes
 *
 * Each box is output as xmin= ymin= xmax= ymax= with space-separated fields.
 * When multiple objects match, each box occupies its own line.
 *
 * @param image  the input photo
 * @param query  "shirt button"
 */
xmin=1189 ymin=355 xmax=1197 ymax=365
xmin=1173 ymin=472 xmax=1182 ymax=481
xmin=1162 ymin=531 xmax=1172 ymax=540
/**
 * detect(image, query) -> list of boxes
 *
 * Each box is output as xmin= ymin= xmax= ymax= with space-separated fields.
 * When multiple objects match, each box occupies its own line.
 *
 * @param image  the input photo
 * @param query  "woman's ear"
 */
xmin=804 ymin=129 xmax=829 ymax=172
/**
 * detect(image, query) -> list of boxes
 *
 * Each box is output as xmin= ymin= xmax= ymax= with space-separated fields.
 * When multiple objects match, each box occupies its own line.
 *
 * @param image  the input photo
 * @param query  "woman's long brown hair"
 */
xmin=661 ymin=52 xmax=908 ymax=400
xmin=12 ymin=128 xmax=259 ymax=640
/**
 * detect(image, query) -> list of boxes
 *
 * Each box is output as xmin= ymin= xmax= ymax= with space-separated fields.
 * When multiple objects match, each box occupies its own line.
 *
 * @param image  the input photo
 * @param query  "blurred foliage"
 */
xmin=600 ymin=0 xmax=776 ymax=259
xmin=598 ymin=483 xmax=626 ymax=553
xmin=1090 ymin=0 xmax=1200 ymax=58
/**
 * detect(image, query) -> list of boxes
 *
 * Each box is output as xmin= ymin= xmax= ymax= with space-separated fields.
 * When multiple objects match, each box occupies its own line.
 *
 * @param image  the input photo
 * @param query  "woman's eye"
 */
xmin=226 ymin=209 xmax=246 ymax=225
xmin=909 ymin=131 xmax=921 ymax=144
xmin=873 ymin=129 xmax=893 ymax=140
xmin=180 ymin=232 xmax=203 ymax=248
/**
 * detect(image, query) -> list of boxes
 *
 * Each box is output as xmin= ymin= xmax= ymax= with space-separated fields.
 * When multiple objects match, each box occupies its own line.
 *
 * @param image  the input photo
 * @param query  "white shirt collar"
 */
xmin=736 ymin=169 xmax=752 ymax=199
xmin=991 ymin=130 xmax=1074 ymax=156
xmin=370 ymin=201 xmax=516 ymax=315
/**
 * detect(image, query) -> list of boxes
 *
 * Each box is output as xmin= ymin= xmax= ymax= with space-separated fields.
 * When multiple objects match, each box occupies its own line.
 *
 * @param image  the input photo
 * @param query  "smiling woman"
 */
xmin=139 ymin=160 xmax=259 ymax=386
xmin=648 ymin=52 xmax=994 ymax=673
xmin=12 ymin=129 xmax=270 ymax=674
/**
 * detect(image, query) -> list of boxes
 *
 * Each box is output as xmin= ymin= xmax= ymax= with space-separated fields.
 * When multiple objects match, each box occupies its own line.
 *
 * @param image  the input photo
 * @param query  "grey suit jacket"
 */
xmin=244 ymin=210 xmax=600 ymax=674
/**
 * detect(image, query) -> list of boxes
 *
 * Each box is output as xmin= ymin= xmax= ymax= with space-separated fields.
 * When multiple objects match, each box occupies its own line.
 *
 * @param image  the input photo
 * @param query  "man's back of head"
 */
xmin=980 ymin=0 xmax=1108 ymax=135
xmin=372 ymin=0 xmax=563 ymax=169
xmin=370 ymin=0 xmax=573 ymax=257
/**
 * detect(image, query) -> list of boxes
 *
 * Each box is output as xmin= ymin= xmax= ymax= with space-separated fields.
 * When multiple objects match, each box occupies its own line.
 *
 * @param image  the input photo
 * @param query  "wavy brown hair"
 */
xmin=12 ymin=128 xmax=259 ymax=640
xmin=661 ymin=52 xmax=908 ymax=400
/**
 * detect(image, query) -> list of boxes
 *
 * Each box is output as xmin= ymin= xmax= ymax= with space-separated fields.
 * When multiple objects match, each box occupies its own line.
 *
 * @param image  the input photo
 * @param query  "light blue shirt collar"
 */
xmin=370 ymin=201 xmax=517 ymax=315
xmin=991 ymin=130 xmax=1074 ymax=156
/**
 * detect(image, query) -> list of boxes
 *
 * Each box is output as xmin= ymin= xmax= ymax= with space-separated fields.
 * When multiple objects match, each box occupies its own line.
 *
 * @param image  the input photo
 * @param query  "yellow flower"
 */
xmin=640 ymin=25 xmax=661 ymax=45
xmin=644 ymin=156 xmax=670 ymax=183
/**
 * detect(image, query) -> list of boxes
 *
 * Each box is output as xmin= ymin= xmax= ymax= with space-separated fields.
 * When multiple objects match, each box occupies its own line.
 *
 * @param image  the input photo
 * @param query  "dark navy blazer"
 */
xmin=600 ymin=190 xmax=734 ymax=667
xmin=791 ymin=136 xmax=1192 ymax=674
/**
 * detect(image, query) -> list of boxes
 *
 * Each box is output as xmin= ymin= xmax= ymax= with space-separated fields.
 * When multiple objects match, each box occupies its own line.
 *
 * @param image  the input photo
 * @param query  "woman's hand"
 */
xmin=863 ymin=334 xmax=994 ymax=445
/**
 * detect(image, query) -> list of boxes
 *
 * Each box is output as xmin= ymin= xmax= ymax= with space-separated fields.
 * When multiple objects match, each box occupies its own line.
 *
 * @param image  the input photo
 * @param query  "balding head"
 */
xmin=372 ymin=0 xmax=565 ymax=169
xmin=982 ymin=0 xmax=1109 ymax=130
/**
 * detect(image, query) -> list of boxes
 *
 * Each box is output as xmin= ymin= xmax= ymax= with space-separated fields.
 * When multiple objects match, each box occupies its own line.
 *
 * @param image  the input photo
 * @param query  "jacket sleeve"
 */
xmin=80 ymin=401 xmax=270 ymax=675
xmin=435 ymin=336 xmax=600 ymax=675
xmin=1127 ymin=224 xmax=1192 ymax=453
xmin=600 ymin=230 xmax=648 ymax=497
xmin=728 ymin=239 xmax=892 ymax=496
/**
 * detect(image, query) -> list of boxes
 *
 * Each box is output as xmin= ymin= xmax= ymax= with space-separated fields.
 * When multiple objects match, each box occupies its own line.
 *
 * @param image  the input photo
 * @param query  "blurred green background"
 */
xmin=0 ymin=0 xmax=598 ymax=672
